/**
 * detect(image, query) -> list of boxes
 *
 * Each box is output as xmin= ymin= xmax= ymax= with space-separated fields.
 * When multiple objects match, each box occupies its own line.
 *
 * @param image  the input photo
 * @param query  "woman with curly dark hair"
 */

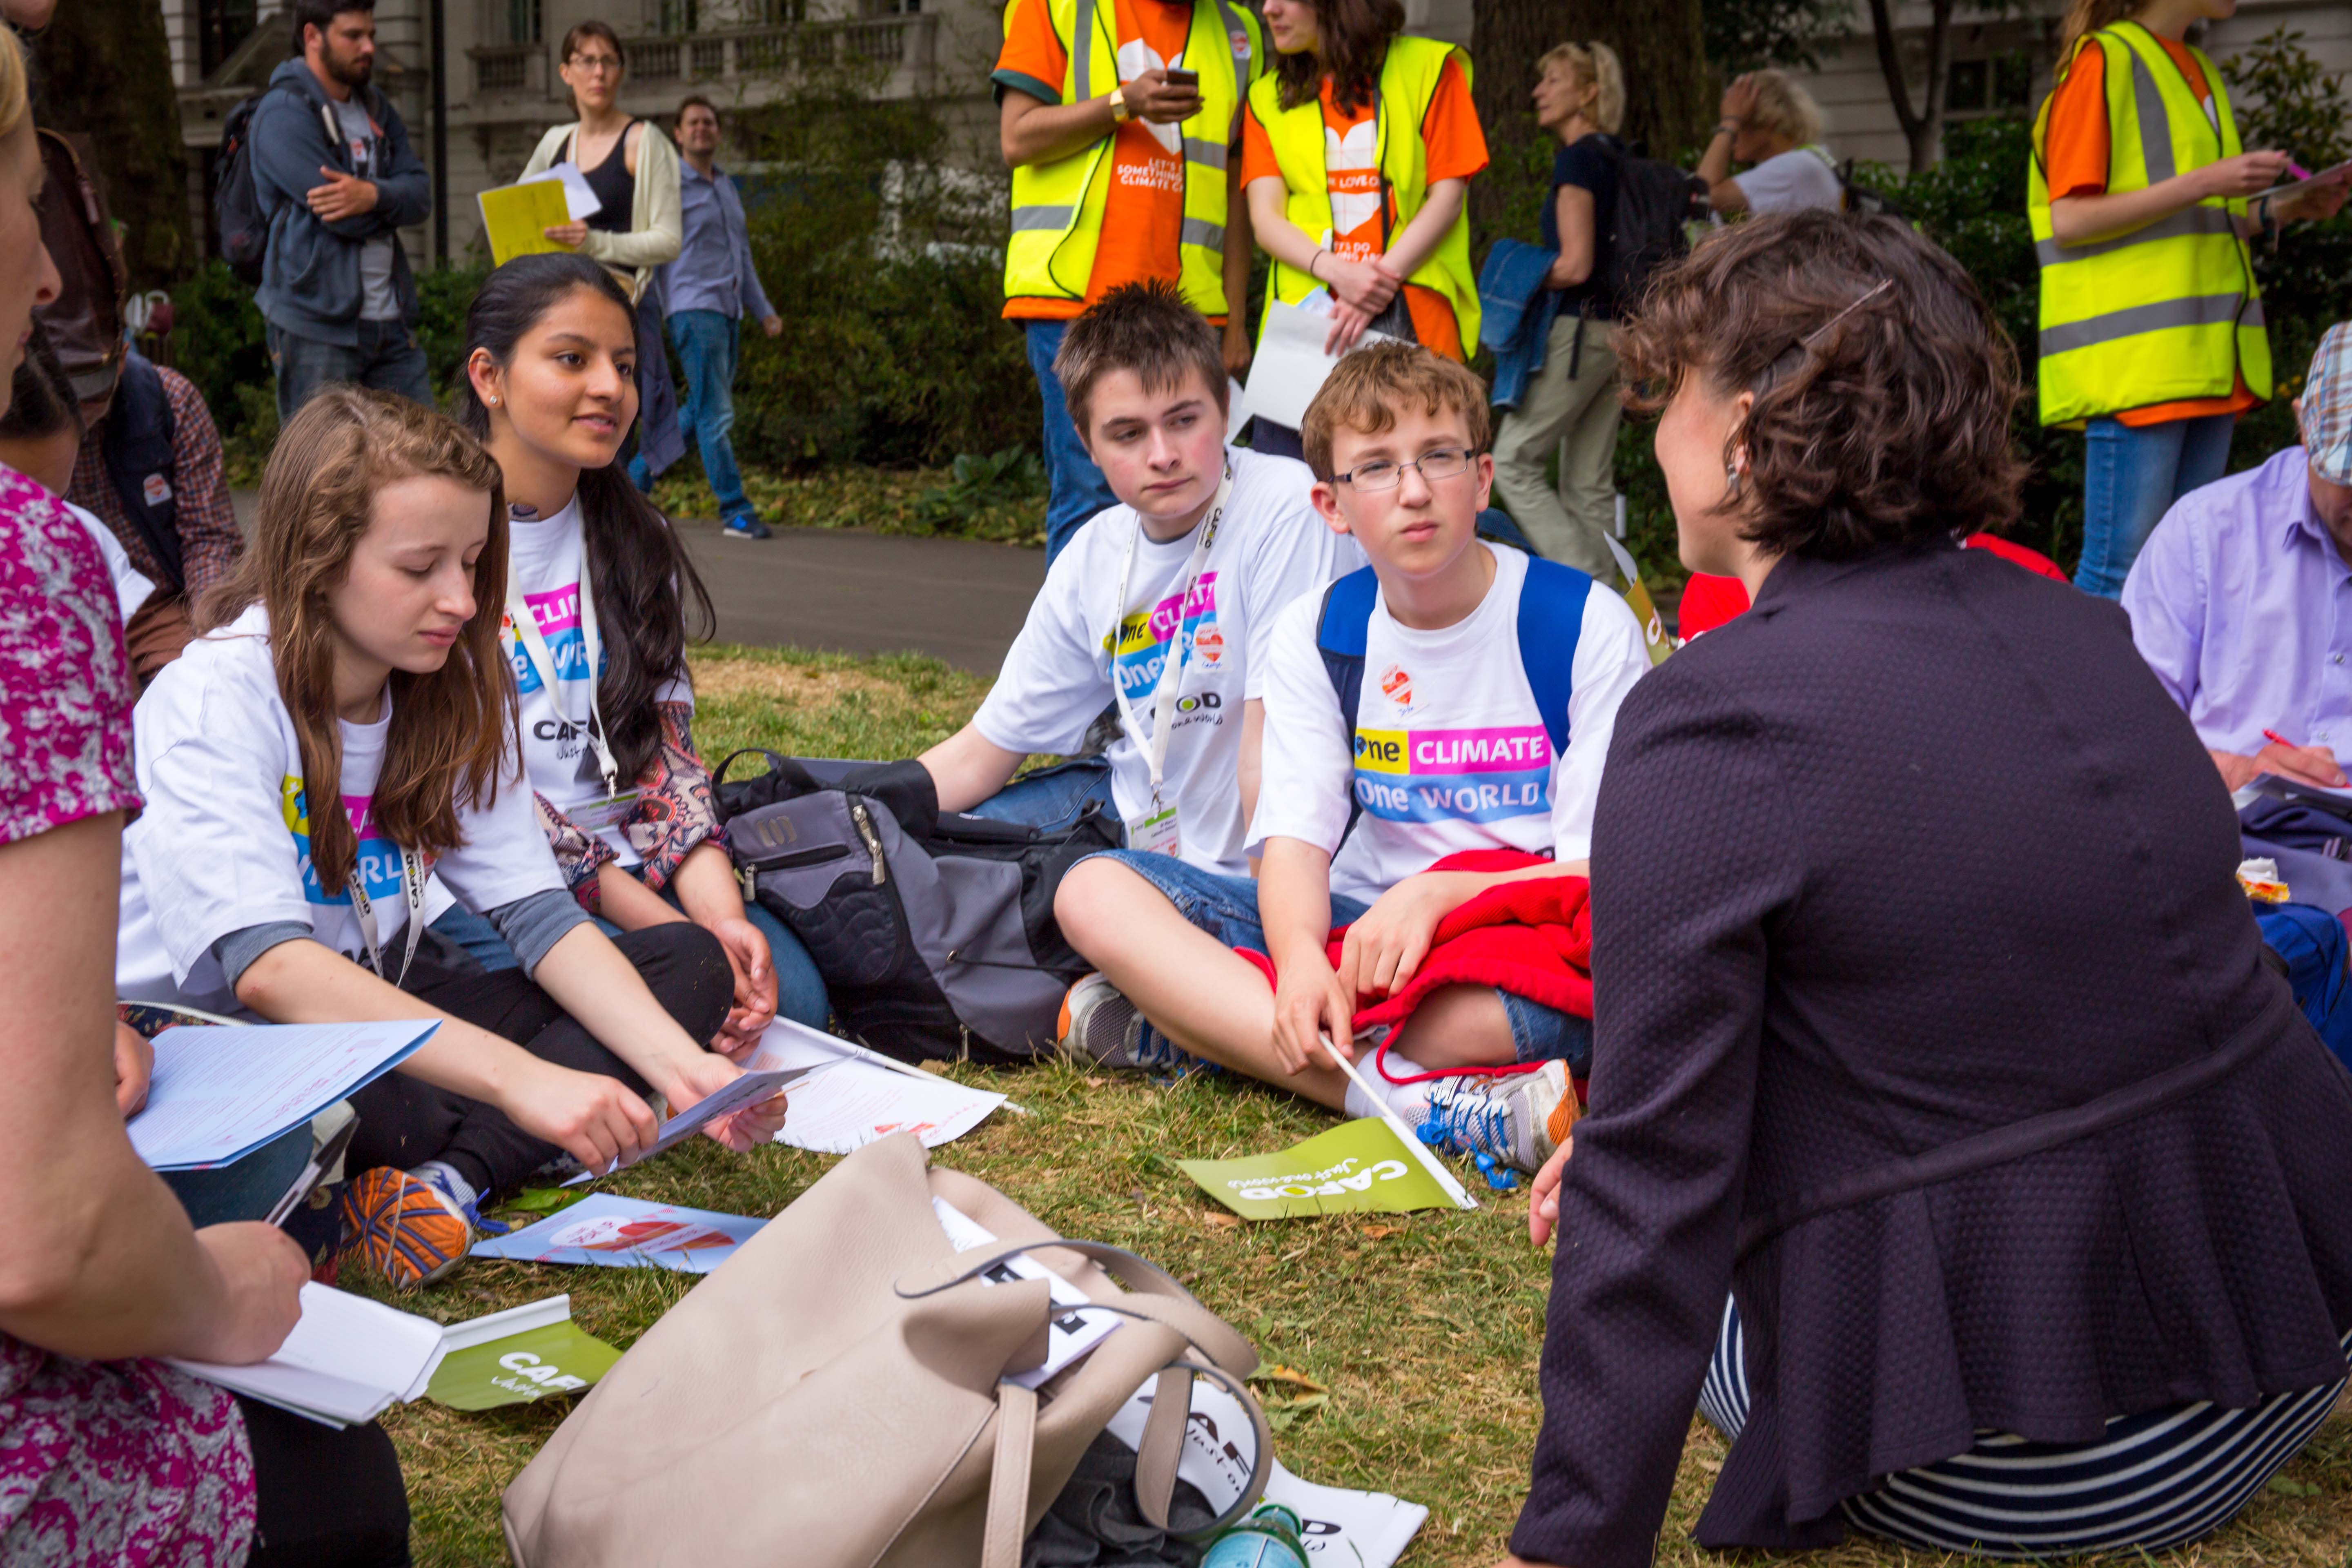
xmin=1497 ymin=211 xmax=2352 ymax=1566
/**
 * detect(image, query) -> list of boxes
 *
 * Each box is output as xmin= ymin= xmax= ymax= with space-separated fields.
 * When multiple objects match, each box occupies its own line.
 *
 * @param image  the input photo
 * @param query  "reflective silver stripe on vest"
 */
xmin=1183 ymin=137 xmax=1227 ymax=169
xmin=2039 ymin=291 xmax=2248 ymax=355
xmin=1181 ymin=217 xmax=1225 ymax=249
xmin=2034 ymin=202 xmax=2236 ymax=266
xmin=1011 ymin=205 xmax=1078 ymax=232
xmin=1209 ymin=0 xmax=1250 ymax=78
xmin=2130 ymin=46 xmax=2175 ymax=186
xmin=1074 ymin=0 xmax=1097 ymax=102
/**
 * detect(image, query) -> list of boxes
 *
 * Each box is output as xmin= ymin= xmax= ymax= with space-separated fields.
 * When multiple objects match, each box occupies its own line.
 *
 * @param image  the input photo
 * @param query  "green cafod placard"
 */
xmin=1178 ymin=1118 xmax=1459 ymax=1221
xmin=425 ymin=1317 xmax=621 ymax=1412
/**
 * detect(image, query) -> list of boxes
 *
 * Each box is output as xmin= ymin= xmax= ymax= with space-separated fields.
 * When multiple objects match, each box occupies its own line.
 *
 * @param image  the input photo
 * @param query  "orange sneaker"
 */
xmin=336 ymin=1166 xmax=472 ymax=1289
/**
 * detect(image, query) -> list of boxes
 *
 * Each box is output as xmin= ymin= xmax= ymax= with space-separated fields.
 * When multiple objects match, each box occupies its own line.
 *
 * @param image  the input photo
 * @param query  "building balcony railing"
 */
xmin=469 ymin=14 xmax=937 ymax=99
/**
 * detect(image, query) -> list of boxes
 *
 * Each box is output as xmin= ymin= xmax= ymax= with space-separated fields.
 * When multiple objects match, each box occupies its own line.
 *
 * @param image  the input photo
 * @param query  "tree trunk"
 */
xmin=1866 ymin=0 xmax=1956 ymax=174
xmin=31 ymin=0 xmax=195 ymax=286
xmin=1469 ymin=0 xmax=1710 ymax=238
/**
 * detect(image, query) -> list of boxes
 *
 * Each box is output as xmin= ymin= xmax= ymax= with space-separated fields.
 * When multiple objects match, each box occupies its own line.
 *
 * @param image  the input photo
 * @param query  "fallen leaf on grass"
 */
xmin=1251 ymin=1365 xmax=1328 ymax=1394
xmin=2267 ymin=1475 xmax=2321 ymax=1498
xmin=1359 ymin=1223 xmax=1405 ymax=1240
xmin=1084 ymin=1076 xmax=1108 ymax=1088
xmin=1200 ymin=1212 xmax=1241 ymax=1230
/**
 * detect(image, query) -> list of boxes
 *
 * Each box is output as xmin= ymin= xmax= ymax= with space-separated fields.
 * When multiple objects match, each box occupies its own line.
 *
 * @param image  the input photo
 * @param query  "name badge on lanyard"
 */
xmin=347 ymin=844 xmax=427 ymax=987
xmin=508 ymin=527 xmax=624 ymax=802
xmin=1108 ymin=466 xmax=1232 ymax=858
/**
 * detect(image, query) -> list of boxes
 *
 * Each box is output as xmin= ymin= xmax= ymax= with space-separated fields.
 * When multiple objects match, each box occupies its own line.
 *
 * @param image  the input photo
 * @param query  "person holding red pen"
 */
xmin=2122 ymin=320 xmax=2352 ymax=793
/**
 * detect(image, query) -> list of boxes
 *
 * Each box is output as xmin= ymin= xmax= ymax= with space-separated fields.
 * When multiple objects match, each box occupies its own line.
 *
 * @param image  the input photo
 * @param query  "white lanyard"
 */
xmin=506 ymin=530 xmax=622 ymax=798
xmin=346 ymin=844 xmax=426 ymax=988
xmin=1108 ymin=467 xmax=1232 ymax=807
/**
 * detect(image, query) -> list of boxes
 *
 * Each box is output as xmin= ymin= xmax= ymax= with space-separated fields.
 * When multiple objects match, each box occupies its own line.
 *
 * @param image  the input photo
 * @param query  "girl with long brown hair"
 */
xmin=1237 ymin=0 xmax=1485 ymax=377
xmin=114 ymin=388 xmax=785 ymax=1290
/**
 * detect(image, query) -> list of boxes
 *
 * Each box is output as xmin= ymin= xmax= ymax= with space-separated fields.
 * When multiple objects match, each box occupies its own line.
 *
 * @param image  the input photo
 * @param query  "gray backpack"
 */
xmin=716 ymin=755 xmax=1122 ymax=1064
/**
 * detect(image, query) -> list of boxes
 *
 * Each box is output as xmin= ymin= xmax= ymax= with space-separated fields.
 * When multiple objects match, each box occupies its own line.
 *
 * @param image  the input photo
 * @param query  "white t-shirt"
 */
xmin=116 ymin=604 xmax=565 ymax=1012
xmin=973 ymin=447 xmax=1362 ymax=878
xmin=66 ymin=500 xmax=154 ymax=624
xmin=504 ymin=496 xmax=693 ymax=866
xmin=1732 ymin=145 xmax=1843 ymax=215
xmin=1248 ymin=543 xmax=1651 ymax=904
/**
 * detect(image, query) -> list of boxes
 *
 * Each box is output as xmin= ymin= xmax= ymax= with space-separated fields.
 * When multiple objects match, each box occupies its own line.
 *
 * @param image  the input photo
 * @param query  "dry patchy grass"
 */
xmin=361 ymin=645 xmax=2352 ymax=1567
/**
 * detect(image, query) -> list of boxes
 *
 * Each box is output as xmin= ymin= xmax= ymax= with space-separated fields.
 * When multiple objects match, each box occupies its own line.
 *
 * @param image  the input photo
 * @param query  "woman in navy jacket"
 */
xmin=1502 ymin=211 xmax=2352 ymax=1566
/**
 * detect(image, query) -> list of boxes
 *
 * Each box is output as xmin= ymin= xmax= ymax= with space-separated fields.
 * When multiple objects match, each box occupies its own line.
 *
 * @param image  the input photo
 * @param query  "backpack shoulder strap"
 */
xmin=1515 ymin=558 xmax=1592 ymax=759
xmin=1315 ymin=566 xmax=1379 ymax=737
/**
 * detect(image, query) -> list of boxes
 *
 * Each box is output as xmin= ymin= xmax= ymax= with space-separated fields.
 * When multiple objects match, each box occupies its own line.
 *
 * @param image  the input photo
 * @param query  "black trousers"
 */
xmin=239 ymin=1397 xmax=410 ymax=1567
xmin=346 ymin=922 xmax=735 ymax=1197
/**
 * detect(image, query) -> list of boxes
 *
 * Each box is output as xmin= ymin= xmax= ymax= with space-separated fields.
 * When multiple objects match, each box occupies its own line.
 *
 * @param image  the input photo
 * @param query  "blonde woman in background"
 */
xmin=521 ymin=19 xmax=688 ymax=486
xmin=1490 ymin=41 xmax=1630 ymax=577
xmin=1700 ymin=67 xmax=1841 ymax=216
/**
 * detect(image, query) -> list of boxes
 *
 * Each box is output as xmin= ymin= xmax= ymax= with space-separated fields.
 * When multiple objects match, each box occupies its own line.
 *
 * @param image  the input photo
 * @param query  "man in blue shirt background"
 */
xmin=630 ymin=94 xmax=784 ymax=540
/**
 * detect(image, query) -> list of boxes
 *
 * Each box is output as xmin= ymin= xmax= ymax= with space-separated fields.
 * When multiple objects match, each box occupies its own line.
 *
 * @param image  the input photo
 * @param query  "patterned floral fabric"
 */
xmin=540 ymin=699 xmax=723 ymax=912
xmin=0 ymin=461 xmax=256 ymax=1566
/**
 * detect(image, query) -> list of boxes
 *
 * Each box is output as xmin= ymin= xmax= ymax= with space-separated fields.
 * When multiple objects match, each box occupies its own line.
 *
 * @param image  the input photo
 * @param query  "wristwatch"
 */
xmin=1108 ymin=85 xmax=1131 ymax=123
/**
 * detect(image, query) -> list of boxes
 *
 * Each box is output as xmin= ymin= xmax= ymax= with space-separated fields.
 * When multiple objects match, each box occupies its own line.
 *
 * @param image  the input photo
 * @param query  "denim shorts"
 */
xmin=1088 ymin=849 xmax=1591 ymax=1074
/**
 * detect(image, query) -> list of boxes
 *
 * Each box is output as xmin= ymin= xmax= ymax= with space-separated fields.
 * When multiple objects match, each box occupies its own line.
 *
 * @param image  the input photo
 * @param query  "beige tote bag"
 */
xmin=503 ymin=1133 xmax=1272 ymax=1568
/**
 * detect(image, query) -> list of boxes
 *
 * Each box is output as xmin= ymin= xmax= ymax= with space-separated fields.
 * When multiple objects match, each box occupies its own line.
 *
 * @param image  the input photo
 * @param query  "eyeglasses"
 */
xmin=1332 ymin=446 xmax=1473 ymax=491
xmin=569 ymin=53 xmax=623 ymax=73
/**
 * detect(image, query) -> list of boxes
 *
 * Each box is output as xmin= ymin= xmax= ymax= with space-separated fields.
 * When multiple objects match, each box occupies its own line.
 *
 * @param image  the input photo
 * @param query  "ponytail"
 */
xmin=2057 ymin=0 xmax=2144 ymax=66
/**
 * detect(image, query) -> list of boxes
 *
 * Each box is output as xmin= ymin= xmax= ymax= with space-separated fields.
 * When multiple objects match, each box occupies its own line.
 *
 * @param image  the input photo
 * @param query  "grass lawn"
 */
xmin=361 ymin=643 xmax=2352 ymax=1567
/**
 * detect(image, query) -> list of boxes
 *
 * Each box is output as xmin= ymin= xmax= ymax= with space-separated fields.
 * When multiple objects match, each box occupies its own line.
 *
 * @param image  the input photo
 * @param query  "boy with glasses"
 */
xmin=1054 ymin=343 xmax=1651 ymax=1170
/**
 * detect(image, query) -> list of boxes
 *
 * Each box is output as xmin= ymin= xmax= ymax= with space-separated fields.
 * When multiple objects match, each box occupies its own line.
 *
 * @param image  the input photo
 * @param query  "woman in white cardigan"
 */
xmin=521 ymin=19 xmax=687 ymax=477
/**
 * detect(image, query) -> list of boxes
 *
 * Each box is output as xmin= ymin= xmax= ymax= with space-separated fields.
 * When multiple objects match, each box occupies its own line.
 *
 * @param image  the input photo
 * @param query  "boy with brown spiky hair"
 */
xmin=1053 ymin=343 xmax=1652 ymax=1172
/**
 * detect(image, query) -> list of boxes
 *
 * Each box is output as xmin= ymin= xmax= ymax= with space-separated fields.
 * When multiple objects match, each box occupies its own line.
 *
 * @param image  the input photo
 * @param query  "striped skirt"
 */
xmin=1698 ymin=1299 xmax=2349 ymax=1557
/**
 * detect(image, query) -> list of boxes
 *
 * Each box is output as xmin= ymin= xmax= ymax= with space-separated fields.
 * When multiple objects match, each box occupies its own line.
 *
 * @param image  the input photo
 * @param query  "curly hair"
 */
xmin=1614 ymin=211 xmax=2027 ymax=560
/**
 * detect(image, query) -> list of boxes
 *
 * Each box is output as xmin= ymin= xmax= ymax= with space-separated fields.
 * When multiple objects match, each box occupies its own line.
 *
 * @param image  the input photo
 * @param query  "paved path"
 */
xmin=232 ymin=492 xmax=1045 ymax=673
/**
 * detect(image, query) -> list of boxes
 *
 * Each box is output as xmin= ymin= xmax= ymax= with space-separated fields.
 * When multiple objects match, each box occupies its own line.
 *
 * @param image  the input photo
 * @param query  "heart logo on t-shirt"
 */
xmin=1116 ymin=40 xmax=1185 ymax=157
xmin=1380 ymin=662 xmax=1412 ymax=706
xmin=1324 ymin=119 xmax=1381 ymax=241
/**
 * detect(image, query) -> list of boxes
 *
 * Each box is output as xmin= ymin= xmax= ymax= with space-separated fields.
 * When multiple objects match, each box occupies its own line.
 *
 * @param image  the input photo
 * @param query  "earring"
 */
xmin=487 ymin=395 xmax=499 ymax=406
xmin=1724 ymin=463 xmax=1742 ymax=498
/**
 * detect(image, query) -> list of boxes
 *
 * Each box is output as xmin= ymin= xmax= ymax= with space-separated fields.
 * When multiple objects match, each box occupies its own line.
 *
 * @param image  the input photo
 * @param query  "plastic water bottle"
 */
xmin=1200 ymin=1502 xmax=1309 ymax=1567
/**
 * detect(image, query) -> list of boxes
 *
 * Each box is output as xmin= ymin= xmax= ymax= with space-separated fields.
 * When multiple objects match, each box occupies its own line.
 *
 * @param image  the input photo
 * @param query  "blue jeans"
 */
xmin=428 ymin=894 xmax=829 ymax=1030
xmin=1091 ymin=850 xmax=1590 ymax=1072
xmin=268 ymin=317 xmax=433 ymax=428
xmin=630 ymin=310 xmax=753 ymax=521
xmin=962 ymin=759 xmax=1114 ymax=833
xmin=2074 ymin=412 xmax=2236 ymax=598
xmin=1026 ymin=320 xmax=1118 ymax=564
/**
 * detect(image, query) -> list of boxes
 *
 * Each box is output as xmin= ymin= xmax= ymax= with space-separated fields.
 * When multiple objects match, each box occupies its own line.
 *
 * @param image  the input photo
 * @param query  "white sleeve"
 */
xmin=972 ymin=556 xmax=1115 ymax=757
xmin=1239 ymin=490 xmax=1349 ymax=703
xmin=129 ymin=677 xmax=315 ymax=985
xmin=1548 ymin=586 xmax=1652 ymax=863
xmin=437 ymin=747 xmax=569 ymax=913
xmin=1732 ymin=149 xmax=1838 ymax=214
xmin=1245 ymin=595 xmax=1356 ymax=858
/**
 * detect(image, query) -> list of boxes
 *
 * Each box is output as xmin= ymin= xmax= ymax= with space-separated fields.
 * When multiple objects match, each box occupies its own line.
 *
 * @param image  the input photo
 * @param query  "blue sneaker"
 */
xmin=1417 ymin=1060 xmax=1569 ymax=1178
xmin=722 ymin=513 xmax=773 ymax=540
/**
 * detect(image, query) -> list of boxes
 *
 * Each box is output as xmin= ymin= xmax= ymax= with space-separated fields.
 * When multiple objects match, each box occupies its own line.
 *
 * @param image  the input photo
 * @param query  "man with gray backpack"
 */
xmin=237 ymin=0 xmax=432 ymax=424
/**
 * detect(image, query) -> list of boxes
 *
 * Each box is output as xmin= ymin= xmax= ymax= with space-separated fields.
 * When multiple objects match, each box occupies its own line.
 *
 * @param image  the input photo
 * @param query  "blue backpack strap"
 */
xmin=1317 ymin=567 xmax=1379 ymax=840
xmin=1316 ymin=566 xmax=1379 ymax=735
xmin=1516 ymin=558 xmax=1592 ymax=759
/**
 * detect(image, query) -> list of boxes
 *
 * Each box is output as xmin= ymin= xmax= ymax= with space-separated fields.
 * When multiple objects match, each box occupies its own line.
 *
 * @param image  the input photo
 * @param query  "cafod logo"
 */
xmin=491 ymin=1350 xmax=590 ymax=1399
xmin=1232 ymin=1154 xmax=1409 ymax=1204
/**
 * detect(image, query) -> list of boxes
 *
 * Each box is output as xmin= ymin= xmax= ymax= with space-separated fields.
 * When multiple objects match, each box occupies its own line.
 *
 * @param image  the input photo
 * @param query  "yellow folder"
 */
xmin=477 ymin=180 xmax=575 ymax=267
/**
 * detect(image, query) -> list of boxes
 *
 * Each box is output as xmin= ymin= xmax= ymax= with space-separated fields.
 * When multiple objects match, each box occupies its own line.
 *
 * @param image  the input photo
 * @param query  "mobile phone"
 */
xmin=1165 ymin=67 xmax=1200 ymax=87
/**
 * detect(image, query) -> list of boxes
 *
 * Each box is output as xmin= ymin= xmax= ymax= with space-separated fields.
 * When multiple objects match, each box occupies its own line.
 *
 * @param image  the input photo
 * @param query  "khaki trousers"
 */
xmin=1491 ymin=314 xmax=1621 ymax=580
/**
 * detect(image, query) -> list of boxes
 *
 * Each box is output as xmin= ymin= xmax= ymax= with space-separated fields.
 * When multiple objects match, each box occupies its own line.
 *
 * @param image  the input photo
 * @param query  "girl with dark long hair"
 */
xmin=115 ymin=388 xmax=786 ymax=1291
xmin=453 ymin=252 xmax=828 ymax=1039
xmin=1237 ymin=0 xmax=1486 ymax=366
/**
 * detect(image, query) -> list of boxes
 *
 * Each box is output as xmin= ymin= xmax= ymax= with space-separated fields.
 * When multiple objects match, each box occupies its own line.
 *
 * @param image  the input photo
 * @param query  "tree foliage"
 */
xmin=1703 ymin=0 xmax=1849 ymax=75
xmin=27 ymin=0 xmax=194 ymax=286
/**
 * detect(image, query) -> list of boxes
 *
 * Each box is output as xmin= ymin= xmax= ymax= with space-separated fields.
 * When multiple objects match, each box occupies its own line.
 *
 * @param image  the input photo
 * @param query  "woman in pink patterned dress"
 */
xmin=0 ymin=26 xmax=408 ymax=1567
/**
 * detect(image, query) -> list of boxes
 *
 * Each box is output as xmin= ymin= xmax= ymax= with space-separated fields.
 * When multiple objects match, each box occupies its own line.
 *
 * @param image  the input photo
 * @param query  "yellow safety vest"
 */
xmin=1001 ymin=0 xmax=1263 ymax=318
xmin=1245 ymin=35 xmax=1479 ymax=353
xmin=2027 ymin=22 xmax=2268 ymax=426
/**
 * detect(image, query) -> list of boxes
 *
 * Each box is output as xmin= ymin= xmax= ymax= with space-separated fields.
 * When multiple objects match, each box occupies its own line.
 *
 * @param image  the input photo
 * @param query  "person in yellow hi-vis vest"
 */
xmin=1236 ymin=0 xmax=1486 ymax=457
xmin=995 ymin=0 xmax=1266 ymax=561
xmin=2029 ymin=0 xmax=2345 ymax=598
